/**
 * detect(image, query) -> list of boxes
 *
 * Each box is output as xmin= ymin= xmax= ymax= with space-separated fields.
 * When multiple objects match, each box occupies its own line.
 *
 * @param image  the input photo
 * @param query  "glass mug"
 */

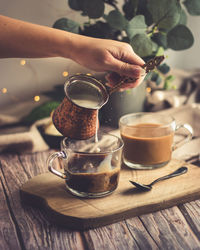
xmin=47 ymin=132 xmax=124 ymax=198
xmin=119 ymin=112 xmax=193 ymax=170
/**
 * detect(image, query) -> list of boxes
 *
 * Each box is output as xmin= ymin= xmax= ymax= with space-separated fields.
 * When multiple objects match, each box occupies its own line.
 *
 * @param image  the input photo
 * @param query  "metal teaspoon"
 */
xmin=129 ymin=166 xmax=188 ymax=191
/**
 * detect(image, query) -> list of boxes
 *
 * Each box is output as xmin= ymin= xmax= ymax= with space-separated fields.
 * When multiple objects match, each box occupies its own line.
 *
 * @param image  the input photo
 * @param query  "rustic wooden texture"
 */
xmin=20 ymin=158 xmax=200 ymax=230
xmin=0 ymin=151 xmax=200 ymax=250
xmin=0 ymin=152 xmax=85 ymax=250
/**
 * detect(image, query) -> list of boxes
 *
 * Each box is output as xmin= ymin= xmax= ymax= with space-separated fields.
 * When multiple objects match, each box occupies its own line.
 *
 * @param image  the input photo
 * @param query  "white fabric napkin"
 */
xmin=0 ymin=115 xmax=50 ymax=153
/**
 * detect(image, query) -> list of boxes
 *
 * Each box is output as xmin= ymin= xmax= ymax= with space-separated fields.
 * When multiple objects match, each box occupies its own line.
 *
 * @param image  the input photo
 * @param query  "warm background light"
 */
xmin=20 ymin=59 xmax=26 ymax=66
xmin=34 ymin=95 xmax=40 ymax=102
xmin=1 ymin=87 xmax=8 ymax=94
xmin=146 ymin=87 xmax=152 ymax=93
xmin=62 ymin=71 xmax=69 ymax=77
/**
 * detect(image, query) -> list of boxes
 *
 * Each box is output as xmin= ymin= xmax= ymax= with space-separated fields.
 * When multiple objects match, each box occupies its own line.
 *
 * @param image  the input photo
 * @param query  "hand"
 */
xmin=105 ymin=71 xmax=146 ymax=92
xmin=0 ymin=15 xmax=146 ymax=91
xmin=69 ymin=35 xmax=146 ymax=90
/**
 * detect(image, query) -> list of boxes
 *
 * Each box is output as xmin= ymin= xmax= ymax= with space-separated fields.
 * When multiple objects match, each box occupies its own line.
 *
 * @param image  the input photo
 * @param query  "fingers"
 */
xmin=107 ymin=56 xmax=146 ymax=78
xmin=105 ymin=72 xmax=122 ymax=87
xmin=105 ymin=70 xmax=146 ymax=92
xmin=106 ymin=64 xmax=146 ymax=83
xmin=123 ymin=51 xmax=145 ymax=67
xmin=121 ymin=75 xmax=146 ymax=90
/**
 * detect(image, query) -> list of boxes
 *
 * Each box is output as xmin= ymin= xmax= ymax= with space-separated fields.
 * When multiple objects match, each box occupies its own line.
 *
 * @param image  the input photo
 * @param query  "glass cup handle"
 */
xmin=173 ymin=123 xmax=193 ymax=151
xmin=47 ymin=151 xmax=67 ymax=179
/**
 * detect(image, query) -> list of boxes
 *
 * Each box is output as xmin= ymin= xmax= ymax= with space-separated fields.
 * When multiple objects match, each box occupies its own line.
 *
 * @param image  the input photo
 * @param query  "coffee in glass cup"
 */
xmin=119 ymin=112 xmax=193 ymax=169
xmin=47 ymin=132 xmax=123 ymax=198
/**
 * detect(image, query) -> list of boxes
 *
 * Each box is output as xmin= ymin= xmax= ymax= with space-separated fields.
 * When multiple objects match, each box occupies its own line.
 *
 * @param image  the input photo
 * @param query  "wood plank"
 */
xmin=20 ymin=159 xmax=200 ymax=230
xmin=179 ymin=200 xmax=200 ymax=241
xmin=0 ymin=153 xmax=85 ymax=250
xmin=83 ymin=221 xmax=140 ymax=250
xmin=83 ymin=218 xmax=158 ymax=250
xmin=1 ymin=151 xmax=200 ymax=249
xmin=138 ymin=206 xmax=200 ymax=249
xmin=0 ymin=171 xmax=21 ymax=250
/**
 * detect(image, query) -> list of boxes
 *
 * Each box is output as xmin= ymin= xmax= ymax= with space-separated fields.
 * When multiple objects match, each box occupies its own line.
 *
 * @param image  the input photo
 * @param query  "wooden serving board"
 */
xmin=20 ymin=159 xmax=200 ymax=230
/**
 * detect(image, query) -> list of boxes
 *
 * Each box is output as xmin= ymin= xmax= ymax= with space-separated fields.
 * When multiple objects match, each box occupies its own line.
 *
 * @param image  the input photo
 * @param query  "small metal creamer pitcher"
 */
xmin=52 ymin=56 xmax=164 ymax=140
xmin=52 ymin=74 xmax=110 ymax=140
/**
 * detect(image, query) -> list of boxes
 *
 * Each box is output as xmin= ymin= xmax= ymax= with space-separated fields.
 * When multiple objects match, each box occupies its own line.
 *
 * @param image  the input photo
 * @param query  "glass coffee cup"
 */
xmin=47 ymin=132 xmax=124 ymax=198
xmin=119 ymin=112 xmax=193 ymax=170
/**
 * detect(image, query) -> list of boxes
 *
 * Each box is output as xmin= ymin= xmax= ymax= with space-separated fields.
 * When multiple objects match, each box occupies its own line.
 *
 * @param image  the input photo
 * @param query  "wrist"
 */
xmin=57 ymin=31 xmax=81 ymax=60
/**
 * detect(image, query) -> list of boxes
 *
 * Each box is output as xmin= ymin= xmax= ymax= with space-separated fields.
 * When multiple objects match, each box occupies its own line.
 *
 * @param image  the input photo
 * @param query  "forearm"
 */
xmin=0 ymin=15 xmax=145 ymax=87
xmin=0 ymin=15 xmax=76 ymax=59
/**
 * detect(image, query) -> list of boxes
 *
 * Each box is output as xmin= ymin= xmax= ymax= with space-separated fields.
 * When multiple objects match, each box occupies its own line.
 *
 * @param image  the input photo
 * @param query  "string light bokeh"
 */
xmin=146 ymin=87 xmax=152 ymax=93
xmin=1 ymin=87 xmax=7 ymax=94
xmin=0 ymin=59 xmax=72 ymax=104
xmin=1 ymin=60 xmax=151 ymax=105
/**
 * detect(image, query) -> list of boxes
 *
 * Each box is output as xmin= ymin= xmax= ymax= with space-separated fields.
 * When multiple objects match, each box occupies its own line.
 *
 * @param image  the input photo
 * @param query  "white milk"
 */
xmin=71 ymin=97 xmax=101 ymax=109
xmin=71 ymin=97 xmax=100 ymax=144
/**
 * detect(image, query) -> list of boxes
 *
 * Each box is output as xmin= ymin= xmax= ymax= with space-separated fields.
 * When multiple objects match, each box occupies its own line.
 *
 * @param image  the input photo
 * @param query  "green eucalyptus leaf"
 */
xmin=126 ymin=15 xmax=147 ymax=39
xmin=23 ymin=101 xmax=61 ymax=123
xmin=179 ymin=9 xmax=187 ymax=25
xmin=155 ymin=75 xmax=162 ymax=85
xmin=151 ymin=72 xmax=159 ymax=81
xmin=156 ymin=46 xmax=165 ymax=56
xmin=121 ymin=36 xmax=130 ymax=43
xmin=165 ymin=75 xmax=175 ymax=82
xmin=147 ymin=0 xmax=181 ymax=30
xmin=106 ymin=10 xmax=128 ymax=30
xmin=122 ymin=0 xmax=138 ymax=20
xmin=53 ymin=18 xmax=80 ymax=33
xmin=164 ymin=75 xmax=175 ymax=89
xmin=68 ymin=0 xmax=82 ymax=11
xmin=164 ymin=80 xmax=171 ymax=90
xmin=83 ymin=0 xmax=105 ymax=19
xmin=184 ymin=0 xmax=200 ymax=15
xmin=144 ymin=71 xmax=152 ymax=80
xmin=82 ymin=21 xmax=115 ymax=39
xmin=81 ymin=11 xmax=88 ymax=16
xmin=152 ymin=40 xmax=158 ymax=52
xmin=157 ymin=63 xmax=170 ymax=74
xmin=137 ymin=0 xmax=153 ymax=25
xmin=167 ymin=25 xmax=194 ymax=50
xmin=150 ymin=72 xmax=162 ymax=85
xmin=130 ymin=33 xmax=153 ymax=57
xmin=152 ymin=33 xmax=168 ymax=49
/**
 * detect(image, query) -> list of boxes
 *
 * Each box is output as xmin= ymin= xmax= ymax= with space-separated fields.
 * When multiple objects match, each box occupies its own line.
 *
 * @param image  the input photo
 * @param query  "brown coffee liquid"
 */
xmin=66 ymin=168 xmax=120 ymax=193
xmin=121 ymin=123 xmax=174 ymax=165
xmin=65 ymin=154 xmax=120 ymax=193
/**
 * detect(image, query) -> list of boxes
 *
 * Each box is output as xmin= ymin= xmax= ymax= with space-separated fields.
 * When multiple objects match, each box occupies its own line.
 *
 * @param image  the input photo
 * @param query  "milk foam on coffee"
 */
xmin=97 ymin=154 xmax=112 ymax=172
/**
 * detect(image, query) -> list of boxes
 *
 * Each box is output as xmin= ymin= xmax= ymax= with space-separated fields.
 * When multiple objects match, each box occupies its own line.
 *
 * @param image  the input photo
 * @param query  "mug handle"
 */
xmin=47 ymin=151 xmax=67 ymax=179
xmin=173 ymin=123 xmax=193 ymax=151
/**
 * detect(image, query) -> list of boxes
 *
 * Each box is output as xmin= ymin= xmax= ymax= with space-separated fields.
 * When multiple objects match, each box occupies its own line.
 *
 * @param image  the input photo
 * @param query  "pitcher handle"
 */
xmin=173 ymin=123 xmax=193 ymax=151
xmin=47 ymin=151 xmax=67 ymax=179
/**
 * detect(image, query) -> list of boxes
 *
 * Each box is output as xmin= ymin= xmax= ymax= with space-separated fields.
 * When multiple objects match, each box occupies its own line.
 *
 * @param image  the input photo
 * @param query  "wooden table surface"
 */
xmin=1 ymin=150 xmax=200 ymax=250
